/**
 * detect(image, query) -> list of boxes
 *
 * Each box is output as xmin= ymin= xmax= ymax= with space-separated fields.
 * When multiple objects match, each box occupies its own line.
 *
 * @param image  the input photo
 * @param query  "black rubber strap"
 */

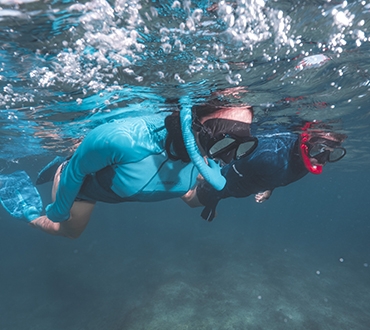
xmin=201 ymin=205 xmax=217 ymax=222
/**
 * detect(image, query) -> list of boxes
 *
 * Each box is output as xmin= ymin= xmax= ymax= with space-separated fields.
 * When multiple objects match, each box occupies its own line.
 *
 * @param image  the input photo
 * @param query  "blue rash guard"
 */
xmin=197 ymin=132 xmax=309 ymax=221
xmin=46 ymin=114 xmax=199 ymax=222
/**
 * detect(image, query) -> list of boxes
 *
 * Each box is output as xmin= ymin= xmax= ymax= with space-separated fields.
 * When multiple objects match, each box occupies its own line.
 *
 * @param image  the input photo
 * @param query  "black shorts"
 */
xmin=60 ymin=161 xmax=125 ymax=204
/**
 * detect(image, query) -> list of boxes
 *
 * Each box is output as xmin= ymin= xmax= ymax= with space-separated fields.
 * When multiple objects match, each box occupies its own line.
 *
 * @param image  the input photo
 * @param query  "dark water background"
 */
xmin=0 ymin=0 xmax=370 ymax=328
xmin=1 ymin=158 xmax=369 ymax=329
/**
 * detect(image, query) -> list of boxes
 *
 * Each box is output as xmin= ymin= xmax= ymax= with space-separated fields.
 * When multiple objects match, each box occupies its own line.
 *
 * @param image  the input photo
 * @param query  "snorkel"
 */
xmin=299 ymin=122 xmax=323 ymax=175
xmin=180 ymin=96 xmax=226 ymax=191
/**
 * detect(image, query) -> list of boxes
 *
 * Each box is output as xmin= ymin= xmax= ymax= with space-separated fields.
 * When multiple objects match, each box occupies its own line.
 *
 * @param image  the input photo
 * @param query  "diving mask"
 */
xmin=197 ymin=118 xmax=258 ymax=164
xmin=308 ymin=138 xmax=346 ymax=164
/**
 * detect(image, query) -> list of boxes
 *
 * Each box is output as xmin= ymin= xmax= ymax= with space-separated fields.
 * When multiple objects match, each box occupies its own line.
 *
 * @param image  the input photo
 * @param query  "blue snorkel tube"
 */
xmin=180 ymin=96 xmax=226 ymax=191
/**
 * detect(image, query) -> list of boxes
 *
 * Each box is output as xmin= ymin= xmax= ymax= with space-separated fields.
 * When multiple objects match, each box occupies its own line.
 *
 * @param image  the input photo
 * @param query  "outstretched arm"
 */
xmin=46 ymin=120 xmax=145 ymax=222
xmin=30 ymin=164 xmax=95 ymax=238
xmin=30 ymin=200 xmax=95 ymax=239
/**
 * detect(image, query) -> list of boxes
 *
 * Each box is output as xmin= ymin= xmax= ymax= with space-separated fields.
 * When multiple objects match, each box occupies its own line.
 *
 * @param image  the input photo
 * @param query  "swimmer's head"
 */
xmin=194 ymin=118 xmax=258 ymax=163
xmin=299 ymin=121 xmax=347 ymax=174
xmin=192 ymin=100 xmax=256 ymax=163
xmin=165 ymin=99 xmax=256 ymax=164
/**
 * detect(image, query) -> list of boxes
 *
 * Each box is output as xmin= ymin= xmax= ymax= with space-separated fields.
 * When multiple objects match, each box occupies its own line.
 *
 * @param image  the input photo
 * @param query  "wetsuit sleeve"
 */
xmin=46 ymin=122 xmax=144 ymax=222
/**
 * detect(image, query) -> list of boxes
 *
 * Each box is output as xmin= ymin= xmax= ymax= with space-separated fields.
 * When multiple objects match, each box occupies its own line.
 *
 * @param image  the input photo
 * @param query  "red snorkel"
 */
xmin=299 ymin=122 xmax=323 ymax=175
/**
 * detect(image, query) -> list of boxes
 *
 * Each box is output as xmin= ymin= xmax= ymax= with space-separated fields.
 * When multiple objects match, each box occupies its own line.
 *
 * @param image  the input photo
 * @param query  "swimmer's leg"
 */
xmin=36 ymin=156 xmax=67 ymax=185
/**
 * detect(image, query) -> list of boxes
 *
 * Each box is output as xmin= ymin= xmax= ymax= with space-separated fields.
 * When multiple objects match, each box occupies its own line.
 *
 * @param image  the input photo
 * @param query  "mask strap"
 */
xmin=180 ymin=96 xmax=226 ymax=191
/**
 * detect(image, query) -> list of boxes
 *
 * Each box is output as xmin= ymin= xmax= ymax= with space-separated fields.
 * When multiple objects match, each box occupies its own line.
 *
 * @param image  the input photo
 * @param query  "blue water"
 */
xmin=1 ymin=0 xmax=370 ymax=329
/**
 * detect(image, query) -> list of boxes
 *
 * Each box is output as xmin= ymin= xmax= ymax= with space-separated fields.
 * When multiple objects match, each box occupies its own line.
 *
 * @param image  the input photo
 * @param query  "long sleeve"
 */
xmin=46 ymin=118 xmax=151 ymax=222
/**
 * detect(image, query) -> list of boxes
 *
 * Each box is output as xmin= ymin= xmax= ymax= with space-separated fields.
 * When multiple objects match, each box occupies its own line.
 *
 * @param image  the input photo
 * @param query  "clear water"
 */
xmin=0 ymin=0 xmax=369 ymax=329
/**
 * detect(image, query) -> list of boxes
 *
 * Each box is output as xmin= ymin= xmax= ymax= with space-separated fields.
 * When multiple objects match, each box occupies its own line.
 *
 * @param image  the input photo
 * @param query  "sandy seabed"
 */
xmin=1 ymin=195 xmax=369 ymax=330
xmin=1 ymin=234 xmax=369 ymax=330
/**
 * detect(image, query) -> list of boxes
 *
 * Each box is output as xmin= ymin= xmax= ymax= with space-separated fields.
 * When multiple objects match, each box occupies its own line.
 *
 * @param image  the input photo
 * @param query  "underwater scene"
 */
xmin=0 ymin=0 xmax=370 ymax=329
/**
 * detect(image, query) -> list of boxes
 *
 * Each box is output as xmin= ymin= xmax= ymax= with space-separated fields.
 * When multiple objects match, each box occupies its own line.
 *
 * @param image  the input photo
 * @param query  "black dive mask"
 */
xmin=308 ymin=137 xmax=346 ymax=164
xmin=197 ymin=118 xmax=258 ymax=164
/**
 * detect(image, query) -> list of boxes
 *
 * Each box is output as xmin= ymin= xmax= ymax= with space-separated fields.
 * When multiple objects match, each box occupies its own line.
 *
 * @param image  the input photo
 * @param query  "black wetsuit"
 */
xmin=197 ymin=131 xmax=309 ymax=221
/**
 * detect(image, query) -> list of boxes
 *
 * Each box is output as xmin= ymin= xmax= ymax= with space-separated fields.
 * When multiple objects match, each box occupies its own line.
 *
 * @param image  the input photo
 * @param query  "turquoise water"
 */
xmin=0 ymin=0 xmax=370 ymax=329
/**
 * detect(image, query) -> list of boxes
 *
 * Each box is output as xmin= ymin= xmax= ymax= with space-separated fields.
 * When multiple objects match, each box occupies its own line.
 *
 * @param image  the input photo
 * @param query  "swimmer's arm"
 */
xmin=47 ymin=124 xmax=137 ymax=222
xmin=31 ymin=200 xmax=95 ymax=239
xmin=182 ymin=187 xmax=203 ymax=208
xmin=181 ymin=174 xmax=205 ymax=208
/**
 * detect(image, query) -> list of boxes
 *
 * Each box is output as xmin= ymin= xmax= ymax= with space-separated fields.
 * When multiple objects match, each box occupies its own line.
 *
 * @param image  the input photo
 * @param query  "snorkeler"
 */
xmin=0 ymin=100 xmax=257 ymax=238
xmin=183 ymin=121 xmax=347 ymax=221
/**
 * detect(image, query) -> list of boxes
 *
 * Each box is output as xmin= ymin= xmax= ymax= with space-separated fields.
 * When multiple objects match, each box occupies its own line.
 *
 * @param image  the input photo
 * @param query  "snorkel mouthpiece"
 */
xmin=180 ymin=96 xmax=226 ymax=191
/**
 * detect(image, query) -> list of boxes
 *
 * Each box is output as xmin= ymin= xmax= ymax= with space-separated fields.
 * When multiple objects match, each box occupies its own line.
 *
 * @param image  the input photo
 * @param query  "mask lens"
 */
xmin=328 ymin=147 xmax=346 ymax=162
xmin=309 ymin=144 xmax=326 ymax=158
xmin=314 ymin=150 xmax=330 ymax=164
xmin=309 ymin=143 xmax=346 ymax=163
xmin=209 ymin=137 xmax=236 ymax=157
xmin=236 ymin=140 xmax=258 ymax=159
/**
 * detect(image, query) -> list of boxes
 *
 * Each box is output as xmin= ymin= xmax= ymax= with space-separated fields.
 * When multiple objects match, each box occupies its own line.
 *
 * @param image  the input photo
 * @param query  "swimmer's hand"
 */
xmin=255 ymin=190 xmax=272 ymax=203
xmin=199 ymin=158 xmax=225 ymax=191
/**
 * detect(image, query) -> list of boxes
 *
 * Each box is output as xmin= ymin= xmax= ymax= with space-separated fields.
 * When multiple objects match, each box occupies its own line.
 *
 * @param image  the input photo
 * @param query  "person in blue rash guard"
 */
xmin=183 ymin=122 xmax=347 ymax=221
xmin=29 ymin=101 xmax=257 ymax=238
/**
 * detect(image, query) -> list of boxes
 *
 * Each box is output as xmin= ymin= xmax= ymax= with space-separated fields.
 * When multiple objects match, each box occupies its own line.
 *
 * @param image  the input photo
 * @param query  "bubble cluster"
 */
xmin=0 ymin=0 xmax=369 ymax=158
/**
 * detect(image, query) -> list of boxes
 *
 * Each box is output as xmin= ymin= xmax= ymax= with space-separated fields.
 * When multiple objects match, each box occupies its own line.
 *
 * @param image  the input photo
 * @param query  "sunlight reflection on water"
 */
xmin=0 ymin=0 xmax=369 ymax=166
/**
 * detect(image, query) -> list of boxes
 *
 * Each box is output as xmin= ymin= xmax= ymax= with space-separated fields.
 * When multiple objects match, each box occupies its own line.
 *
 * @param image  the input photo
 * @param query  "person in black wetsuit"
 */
xmin=183 ymin=121 xmax=347 ymax=221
